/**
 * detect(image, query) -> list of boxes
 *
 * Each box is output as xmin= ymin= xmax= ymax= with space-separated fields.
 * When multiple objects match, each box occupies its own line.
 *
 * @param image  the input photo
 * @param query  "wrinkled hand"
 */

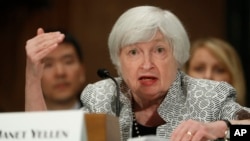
xmin=25 ymin=28 xmax=65 ymax=78
xmin=170 ymin=119 xmax=227 ymax=141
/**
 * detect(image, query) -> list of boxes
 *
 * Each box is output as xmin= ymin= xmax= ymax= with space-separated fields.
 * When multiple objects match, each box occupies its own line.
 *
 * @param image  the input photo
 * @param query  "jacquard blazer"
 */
xmin=80 ymin=70 xmax=248 ymax=140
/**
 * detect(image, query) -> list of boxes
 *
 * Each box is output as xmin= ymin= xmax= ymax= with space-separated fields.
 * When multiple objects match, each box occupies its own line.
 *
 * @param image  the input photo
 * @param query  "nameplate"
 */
xmin=230 ymin=125 xmax=250 ymax=140
xmin=0 ymin=110 xmax=87 ymax=141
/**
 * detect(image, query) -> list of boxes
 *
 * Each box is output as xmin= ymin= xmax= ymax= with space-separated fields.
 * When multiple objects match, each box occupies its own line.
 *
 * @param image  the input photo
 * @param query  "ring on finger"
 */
xmin=187 ymin=131 xmax=192 ymax=136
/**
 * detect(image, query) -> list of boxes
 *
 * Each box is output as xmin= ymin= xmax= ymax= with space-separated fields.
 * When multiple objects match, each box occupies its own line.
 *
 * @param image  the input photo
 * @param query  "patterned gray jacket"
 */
xmin=80 ymin=70 xmax=248 ymax=140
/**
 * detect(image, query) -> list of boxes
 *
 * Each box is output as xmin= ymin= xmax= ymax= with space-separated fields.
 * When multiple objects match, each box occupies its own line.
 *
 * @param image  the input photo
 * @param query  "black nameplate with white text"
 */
xmin=230 ymin=125 xmax=250 ymax=140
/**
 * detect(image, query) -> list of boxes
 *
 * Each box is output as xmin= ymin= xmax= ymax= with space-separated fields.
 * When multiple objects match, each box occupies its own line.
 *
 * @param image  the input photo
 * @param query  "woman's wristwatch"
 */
xmin=222 ymin=119 xmax=231 ymax=141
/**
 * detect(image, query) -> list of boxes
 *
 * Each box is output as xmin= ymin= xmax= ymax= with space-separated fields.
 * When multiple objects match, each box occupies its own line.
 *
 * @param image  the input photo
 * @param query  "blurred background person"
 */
xmin=183 ymin=37 xmax=246 ymax=106
xmin=26 ymin=28 xmax=86 ymax=110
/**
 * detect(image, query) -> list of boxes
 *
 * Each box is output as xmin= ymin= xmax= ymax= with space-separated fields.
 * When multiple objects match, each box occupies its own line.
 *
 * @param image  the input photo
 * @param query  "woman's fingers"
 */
xmin=37 ymin=27 xmax=44 ymax=35
xmin=170 ymin=119 xmax=218 ymax=141
xmin=25 ymin=28 xmax=65 ymax=79
xmin=26 ymin=30 xmax=64 ymax=63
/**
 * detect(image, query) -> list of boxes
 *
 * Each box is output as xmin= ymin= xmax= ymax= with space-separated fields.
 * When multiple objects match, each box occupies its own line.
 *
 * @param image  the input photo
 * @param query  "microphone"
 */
xmin=97 ymin=68 xmax=111 ymax=79
xmin=97 ymin=68 xmax=120 ymax=117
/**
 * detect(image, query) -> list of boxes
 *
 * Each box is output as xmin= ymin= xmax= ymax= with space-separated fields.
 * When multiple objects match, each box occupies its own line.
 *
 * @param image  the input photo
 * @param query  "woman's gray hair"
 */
xmin=108 ymin=6 xmax=190 ymax=74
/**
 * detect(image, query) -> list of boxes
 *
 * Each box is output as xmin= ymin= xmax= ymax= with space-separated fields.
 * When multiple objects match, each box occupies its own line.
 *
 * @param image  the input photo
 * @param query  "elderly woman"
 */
xmin=25 ymin=6 xmax=250 ymax=141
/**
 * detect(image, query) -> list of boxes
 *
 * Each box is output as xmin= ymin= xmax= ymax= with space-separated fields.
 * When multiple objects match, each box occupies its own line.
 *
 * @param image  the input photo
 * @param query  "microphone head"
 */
xmin=97 ymin=68 xmax=110 ymax=79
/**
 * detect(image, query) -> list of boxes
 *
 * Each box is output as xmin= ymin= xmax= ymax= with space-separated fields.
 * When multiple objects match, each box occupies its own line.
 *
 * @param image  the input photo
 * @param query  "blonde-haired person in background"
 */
xmin=183 ymin=37 xmax=246 ymax=106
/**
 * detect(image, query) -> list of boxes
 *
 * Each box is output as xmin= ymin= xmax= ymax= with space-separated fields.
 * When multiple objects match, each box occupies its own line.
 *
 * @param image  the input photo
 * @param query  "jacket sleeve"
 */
xmin=215 ymin=82 xmax=245 ymax=120
xmin=80 ymin=80 xmax=117 ymax=115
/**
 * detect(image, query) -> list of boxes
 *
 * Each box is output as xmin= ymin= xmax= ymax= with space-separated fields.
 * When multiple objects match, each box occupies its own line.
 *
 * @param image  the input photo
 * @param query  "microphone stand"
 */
xmin=110 ymin=76 xmax=120 ymax=117
xmin=97 ymin=69 xmax=120 ymax=117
